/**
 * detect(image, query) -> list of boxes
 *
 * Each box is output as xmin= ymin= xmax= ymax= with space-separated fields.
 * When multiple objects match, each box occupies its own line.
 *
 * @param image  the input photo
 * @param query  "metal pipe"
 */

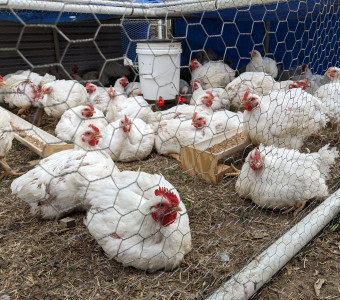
xmin=206 ymin=188 xmax=340 ymax=300
xmin=2 ymin=0 xmax=287 ymax=17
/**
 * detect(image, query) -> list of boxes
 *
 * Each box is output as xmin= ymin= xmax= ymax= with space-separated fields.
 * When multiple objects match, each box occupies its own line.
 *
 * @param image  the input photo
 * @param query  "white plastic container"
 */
xmin=136 ymin=41 xmax=182 ymax=101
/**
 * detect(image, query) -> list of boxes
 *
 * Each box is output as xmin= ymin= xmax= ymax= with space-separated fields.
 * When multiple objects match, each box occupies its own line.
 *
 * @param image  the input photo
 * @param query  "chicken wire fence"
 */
xmin=0 ymin=0 xmax=340 ymax=299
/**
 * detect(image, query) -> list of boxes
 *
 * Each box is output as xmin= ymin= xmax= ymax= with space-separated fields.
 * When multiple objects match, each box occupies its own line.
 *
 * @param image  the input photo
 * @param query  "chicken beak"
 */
xmin=171 ymin=205 xmax=182 ymax=212
xmin=95 ymin=133 xmax=103 ymax=139
xmin=211 ymin=97 xmax=216 ymax=102
xmin=125 ymin=124 xmax=131 ymax=131
xmin=0 ymin=80 xmax=7 ymax=87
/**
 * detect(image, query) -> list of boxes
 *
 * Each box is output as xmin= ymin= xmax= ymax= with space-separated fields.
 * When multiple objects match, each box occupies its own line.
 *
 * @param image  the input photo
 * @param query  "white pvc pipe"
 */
xmin=206 ymin=188 xmax=340 ymax=300
xmin=158 ymin=19 xmax=163 ymax=39
xmin=2 ymin=0 xmax=286 ymax=17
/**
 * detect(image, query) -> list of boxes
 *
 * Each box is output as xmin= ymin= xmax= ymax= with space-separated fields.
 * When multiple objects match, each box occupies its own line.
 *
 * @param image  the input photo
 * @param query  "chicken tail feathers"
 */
xmin=318 ymin=144 xmax=339 ymax=179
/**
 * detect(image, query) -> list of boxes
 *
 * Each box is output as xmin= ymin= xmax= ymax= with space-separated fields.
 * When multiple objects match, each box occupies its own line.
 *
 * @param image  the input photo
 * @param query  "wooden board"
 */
xmin=181 ymin=128 xmax=251 ymax=184
xmin=3 ymin=107 xmax=74 ymax=158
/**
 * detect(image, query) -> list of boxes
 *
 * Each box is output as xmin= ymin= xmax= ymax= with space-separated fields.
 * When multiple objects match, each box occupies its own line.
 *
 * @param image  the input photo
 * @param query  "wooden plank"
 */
xmin=181 ymin=129 xmax=251 ymax=184
xmin=2 ymin=107 xmax=74 ymax=158
xmin=181 ymin=146 xmax=219 ymax=184
xmin=43 ymin=144 xmax=74 ymax=158
xmin=59 ymin=217 xmax=76 ymax=229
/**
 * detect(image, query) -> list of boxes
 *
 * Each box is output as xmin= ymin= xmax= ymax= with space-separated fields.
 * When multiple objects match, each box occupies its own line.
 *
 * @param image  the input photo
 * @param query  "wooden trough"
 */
xmin=4 ymin=108 xmax=74 ymax=158
xmin=181 ymin=128 xmax=251 ymax=184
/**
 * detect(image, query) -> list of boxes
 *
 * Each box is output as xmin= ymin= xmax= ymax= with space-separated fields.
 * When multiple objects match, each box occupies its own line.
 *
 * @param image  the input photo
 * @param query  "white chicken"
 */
xmin=55 ymin=104 xmax=108 ymax=142
xmin=156 ymin=92 xmax=217 ymax=123
xmin=103 ymin=61 xmax=131 ymax=80
xmin=3 ymin=70 xmax=56 ymax=115
xmin=222 ymin=72 xmax=308 ymax=110
xmin=155 ymin=112 xmax=214 ymax=156
xmin=106 ymin=88 xmax=158 ymax=124
xmin=0 ymin=75 xmax=7 ymax=103
xmin=156 ymin=103 xmax=210 ymax=123
xmin=86 ymin=77 xmax=128 ymax=114
xmin=245 ymin=50 xmax=278 ymax=79
xmin=190 ymin=58 xmax=235 ymax=89
xmin=179 ymin=79 xmax=191 ymax=96
xmin=190 ymin=81 xmax=229 ymax=111
xmin=314 ymin=67 xmax=340 ymax=128
xmin=83 ymin=171 xmax=191 ymax=272
xmin=86 ymin=83 xmax=113 ymax=114
xmin=113 ymin=76 xmax=129 ymax=95
xmin=241 ymin=89 xmax=328 ymax=149
xmin=125 ymin=81 xmax=142 ymax=97
xmin=204 ymin=109 xmax=243 ymax=135
xmin=11 ymin=124 xmax=120 ymax=219
xmin=0 ymin=107 xmax=24 ymax=180
xmin=292 ymin=65 xmax=331 ymax=95
xmin=99 ymin=115 xmax=155 ymax=162
xmin=235 ymin=144 xmax=338 ymax=215
xmin=40 ymin=79 xmax=88 ymax=126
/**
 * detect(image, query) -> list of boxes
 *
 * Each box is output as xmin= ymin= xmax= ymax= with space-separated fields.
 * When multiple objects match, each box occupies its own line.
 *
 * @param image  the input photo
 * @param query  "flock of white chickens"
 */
xmin=0 ymin=49 xmax=339 ymax=272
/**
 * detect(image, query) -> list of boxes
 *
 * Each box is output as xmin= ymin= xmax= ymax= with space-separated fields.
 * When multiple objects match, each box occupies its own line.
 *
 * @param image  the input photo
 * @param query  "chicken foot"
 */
xmin=44 ymin=117 xmax=60 ymax=128
xmin=17 ymin=105 xmax=31 ymax=116
xmin=34 ymin=108 xmax=45 ymax=127
xmin=0 ymin=157 xmax=25 ymax=180
xmin=224 ymin=164 xmax=240 ymax=177
xmin=282 ymin=201 xmax=307 ymax=217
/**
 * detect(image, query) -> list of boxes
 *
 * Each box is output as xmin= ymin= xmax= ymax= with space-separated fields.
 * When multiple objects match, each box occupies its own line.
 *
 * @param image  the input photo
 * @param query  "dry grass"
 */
xmin=1 ymin=106 xmax=340 ymax=299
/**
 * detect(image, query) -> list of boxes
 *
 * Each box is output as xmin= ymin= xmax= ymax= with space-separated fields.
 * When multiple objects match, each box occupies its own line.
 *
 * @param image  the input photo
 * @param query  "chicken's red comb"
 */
xmin=124 ymin=115 xmax=130 ymax=123
xmin=300 ymin=78 xmax=309 ymax=87
xmin=86 ymin=82 xmax=92 ymax=88
xmin=155 ymin=187 xmax=179 ymax=205
xmin=86 ymin=104 xmax=95 ymax=111
xmin=122 ymin=76 xmax=128 ymax=81
xmin=192 ymin=112 xmax=198 ymax=121
xmin=206 ymin=91 xmax=214 ymax=98
xmin=88 ymin=124 xmax=100 ymax=133
xmin=252 ymin=148 xmax=261 ymax=160
xmin=0 ymin=75 xmax=4 ymax=81
xmin=109 ymin=85 xmax=115 ymax=93
xmin=190 ymin=58 xmax=198 ymax=64
xmin=242 ymin=90 xmax=251 ymax=101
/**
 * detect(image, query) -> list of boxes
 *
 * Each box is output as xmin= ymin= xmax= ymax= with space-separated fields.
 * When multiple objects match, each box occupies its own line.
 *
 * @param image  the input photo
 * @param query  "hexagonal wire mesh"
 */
xmin=0 ymin=1 xmax=339 ymax=299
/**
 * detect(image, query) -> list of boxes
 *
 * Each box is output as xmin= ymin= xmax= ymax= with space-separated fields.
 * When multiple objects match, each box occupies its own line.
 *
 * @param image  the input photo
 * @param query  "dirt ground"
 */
xmin=0 ymin=107 xmax=339 ymax=300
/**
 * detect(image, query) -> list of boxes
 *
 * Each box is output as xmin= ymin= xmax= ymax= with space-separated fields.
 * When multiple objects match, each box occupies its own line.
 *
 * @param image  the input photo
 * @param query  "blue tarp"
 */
xmin=0 ymin=9 xmax=114 ymax=23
